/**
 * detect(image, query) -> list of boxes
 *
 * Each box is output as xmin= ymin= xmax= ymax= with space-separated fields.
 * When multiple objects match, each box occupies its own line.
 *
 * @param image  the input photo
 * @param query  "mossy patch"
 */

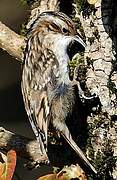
xmin=20 ymin=0 xmax=36 ymax=6
xmin=95 ymin=140 xmax=116 ymax=180
xmin=20 ymin=23 xmax=27 ymax=36
xmin=87 ymin=112 xmax=116 ymax=179
xmin=74 ymin=0 xmax=96 ymax=17
xmin=69 ymin=53 xmax=89 ymax=92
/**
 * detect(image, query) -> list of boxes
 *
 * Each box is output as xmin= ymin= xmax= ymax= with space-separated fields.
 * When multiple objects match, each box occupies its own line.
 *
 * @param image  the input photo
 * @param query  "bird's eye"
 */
xmin=62 ymin=27 xmax=69 ymax=34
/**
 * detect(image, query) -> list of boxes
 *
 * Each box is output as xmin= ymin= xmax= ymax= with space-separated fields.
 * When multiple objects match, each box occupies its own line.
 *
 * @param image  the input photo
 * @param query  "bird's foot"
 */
xmin=71 ymin=80 xmax=97 ymax=100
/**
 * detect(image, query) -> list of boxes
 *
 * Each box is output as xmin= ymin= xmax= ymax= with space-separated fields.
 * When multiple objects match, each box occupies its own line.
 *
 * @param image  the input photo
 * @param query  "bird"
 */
xmin=21 ymin=11 xmax=97 ymax=174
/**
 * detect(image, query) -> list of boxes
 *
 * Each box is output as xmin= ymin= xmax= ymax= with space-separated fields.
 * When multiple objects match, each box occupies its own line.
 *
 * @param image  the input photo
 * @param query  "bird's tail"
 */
xmin=60 ymin=123 xmax=97 ymax=174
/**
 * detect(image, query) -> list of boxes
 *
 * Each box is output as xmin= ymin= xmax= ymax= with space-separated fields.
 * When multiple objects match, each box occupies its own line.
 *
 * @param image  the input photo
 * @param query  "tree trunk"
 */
xmin=73 ymin=0 xmax=117 ymax=179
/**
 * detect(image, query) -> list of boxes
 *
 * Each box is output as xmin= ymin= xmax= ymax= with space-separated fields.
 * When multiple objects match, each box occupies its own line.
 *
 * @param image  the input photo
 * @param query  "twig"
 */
xmin=0 ymin=21 xmax=25 ymax=61
xmin=0 ymin=127 xmax=47 ymax=163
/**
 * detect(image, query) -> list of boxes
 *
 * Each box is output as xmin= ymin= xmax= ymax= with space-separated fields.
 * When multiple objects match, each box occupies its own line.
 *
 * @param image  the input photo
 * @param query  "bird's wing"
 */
xmin=21 ymin=37 xmax=55 ymax=156
xmin=22 ymin=77 xmax=49 ymax=151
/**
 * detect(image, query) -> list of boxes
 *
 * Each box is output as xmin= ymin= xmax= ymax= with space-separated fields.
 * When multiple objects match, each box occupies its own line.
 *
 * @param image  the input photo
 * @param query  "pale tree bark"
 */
xmin=73 ymin=0 xmax=117 ymax=179
xmin=0 ymin=21 xmax=25 ymax=61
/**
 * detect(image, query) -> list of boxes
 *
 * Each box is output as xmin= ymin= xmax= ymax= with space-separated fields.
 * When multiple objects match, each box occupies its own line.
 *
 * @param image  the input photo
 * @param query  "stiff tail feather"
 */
xmin=60 ymin=124 xmax=97 ymax=174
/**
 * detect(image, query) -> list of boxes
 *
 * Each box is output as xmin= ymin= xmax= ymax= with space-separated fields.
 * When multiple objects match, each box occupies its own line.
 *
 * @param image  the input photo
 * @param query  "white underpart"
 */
xmin=53 ymin=35 xmax=71 ymax=84
xmin=52 ymin=35 xmax=85 ymax=84
xmin=44 ymin=34 xmax=85 ymax=85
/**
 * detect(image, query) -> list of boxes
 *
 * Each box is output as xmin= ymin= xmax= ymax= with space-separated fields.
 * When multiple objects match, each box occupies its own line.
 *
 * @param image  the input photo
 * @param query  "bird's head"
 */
xmin=27 ymin=11 xmax=85 ymax=62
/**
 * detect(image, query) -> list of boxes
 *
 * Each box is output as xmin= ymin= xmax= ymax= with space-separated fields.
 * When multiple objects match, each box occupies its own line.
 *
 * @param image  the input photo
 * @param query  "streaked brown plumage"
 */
xmin=22 ymin=11 xmax=97 ymax=174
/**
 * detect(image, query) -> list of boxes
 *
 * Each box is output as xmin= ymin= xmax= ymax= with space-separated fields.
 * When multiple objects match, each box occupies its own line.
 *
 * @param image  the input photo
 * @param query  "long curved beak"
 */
xmin=75 ymin=35 xmax=86 ymax=49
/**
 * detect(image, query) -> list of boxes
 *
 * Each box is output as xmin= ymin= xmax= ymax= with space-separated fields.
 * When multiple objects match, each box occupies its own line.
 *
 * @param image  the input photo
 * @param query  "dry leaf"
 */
xmin=0 ymin=162 xmax=6 ymax=178
xmin=58 ymin=164 xmax=87 ymax=180
xmin=0 ymin=150 xmax=17 ymax=180
xmin=38 ymin=173 xmax=59 ymax=180
xmin=38 ymin=164 xmax=87 ymax=180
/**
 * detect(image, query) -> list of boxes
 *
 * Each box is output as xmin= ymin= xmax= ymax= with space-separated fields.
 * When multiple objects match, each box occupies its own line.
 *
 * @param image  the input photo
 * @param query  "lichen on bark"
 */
xmin=72 ymin=0 xmax=117 ymax=179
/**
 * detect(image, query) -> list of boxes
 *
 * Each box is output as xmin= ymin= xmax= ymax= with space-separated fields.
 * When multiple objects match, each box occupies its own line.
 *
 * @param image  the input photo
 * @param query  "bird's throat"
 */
xmin=56 ymin=52 xmax=70 ymax=85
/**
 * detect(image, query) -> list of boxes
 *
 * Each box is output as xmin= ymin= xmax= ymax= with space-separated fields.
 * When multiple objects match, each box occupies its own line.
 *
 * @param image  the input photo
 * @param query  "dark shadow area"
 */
xmin=60 ymin=0 xmax=73 ymax=17
xmin=0 ymin=83 xmax=34 ymax=138
xmin=101 ymin=0 xmax=117 ymax=70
